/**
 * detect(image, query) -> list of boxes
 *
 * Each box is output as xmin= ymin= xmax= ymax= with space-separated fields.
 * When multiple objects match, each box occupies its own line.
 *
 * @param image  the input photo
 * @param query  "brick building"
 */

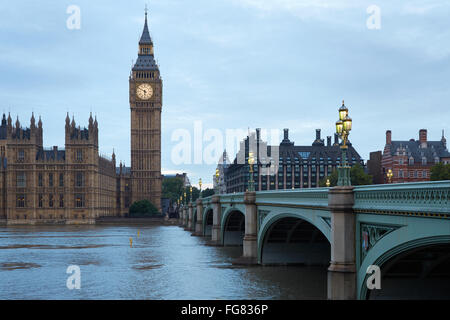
xmin=381 ymin=129 xmax=450 ymax=183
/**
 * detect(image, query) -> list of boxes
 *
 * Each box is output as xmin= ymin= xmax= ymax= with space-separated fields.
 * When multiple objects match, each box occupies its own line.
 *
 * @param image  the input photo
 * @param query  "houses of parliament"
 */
xmin=0 ymin=12 xmax=162 ymax=225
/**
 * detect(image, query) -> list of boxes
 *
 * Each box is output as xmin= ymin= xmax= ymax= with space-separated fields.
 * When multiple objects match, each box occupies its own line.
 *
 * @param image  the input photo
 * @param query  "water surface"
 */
xmin=0 ymin=225 xmax=326 ymax=299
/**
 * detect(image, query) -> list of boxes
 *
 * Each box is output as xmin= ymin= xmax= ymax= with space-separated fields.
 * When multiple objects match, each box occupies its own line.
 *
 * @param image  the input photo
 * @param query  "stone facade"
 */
xmin=0 ymin=113 xmax=123 ymax=225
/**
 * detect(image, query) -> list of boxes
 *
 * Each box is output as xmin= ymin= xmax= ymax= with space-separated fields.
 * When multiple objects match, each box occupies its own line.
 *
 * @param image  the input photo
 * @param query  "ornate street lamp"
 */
xmin=335 ymin=100 xmax=353 ymax=186
xmin=184 ymin=191 xmax=187 ymax=205
xmin=199 ymin=178 xmax=202 ymax=198
xmin=387 ymin=169 xmax=393 ymax=184
xmin=214 ymin=168 xmax=220 ymax=194
xmin=248 ymin=151 xmax=255 ymax=192
xmin=326 ymin=178 xmax=331 ymax=187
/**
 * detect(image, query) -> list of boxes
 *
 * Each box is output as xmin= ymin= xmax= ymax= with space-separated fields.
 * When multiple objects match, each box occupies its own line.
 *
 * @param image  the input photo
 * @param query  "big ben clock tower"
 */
xmin=130 ymin=10 xmax=162 ymax=211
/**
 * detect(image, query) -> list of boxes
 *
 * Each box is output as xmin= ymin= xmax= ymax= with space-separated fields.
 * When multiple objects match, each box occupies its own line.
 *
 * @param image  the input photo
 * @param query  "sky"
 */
xmin=1 ymin=0 xmax=449 ymax=188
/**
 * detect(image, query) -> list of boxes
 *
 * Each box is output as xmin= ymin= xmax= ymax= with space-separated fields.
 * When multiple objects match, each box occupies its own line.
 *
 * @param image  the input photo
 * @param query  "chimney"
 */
xmin=334 ymin=133 xmax=339 ymax=146
xmin=316 ymin=129 xmax=321 ymax=141
xmin=419 ymin=129 xmax=427 ymax=148
xmin=327 ymin=136 xmax=331 ymax=147
xmin=284 ymin=128 xmax=289 ymax=141
xmin=386 ymin=130 xmax=392 ymax=145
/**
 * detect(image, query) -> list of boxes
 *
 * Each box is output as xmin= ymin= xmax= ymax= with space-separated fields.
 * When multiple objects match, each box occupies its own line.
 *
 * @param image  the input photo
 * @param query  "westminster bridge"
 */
xmin=179 ymin=181 xmax=450 ymax=300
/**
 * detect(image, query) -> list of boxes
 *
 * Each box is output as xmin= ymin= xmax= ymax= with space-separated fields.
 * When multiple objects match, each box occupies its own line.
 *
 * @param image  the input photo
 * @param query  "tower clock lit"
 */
xmin=129 ymin=8 xmax=162 ymax=211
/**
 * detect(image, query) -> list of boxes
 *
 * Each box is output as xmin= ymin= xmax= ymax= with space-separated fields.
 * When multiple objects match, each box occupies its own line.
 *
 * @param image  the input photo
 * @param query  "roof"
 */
xmin=139 ymin=13 xmax=153 ymax=45
xmin=389 ymin=140 xmax=450 ymax=161
xmin=132 ymin=55 xmax=158 ymax=71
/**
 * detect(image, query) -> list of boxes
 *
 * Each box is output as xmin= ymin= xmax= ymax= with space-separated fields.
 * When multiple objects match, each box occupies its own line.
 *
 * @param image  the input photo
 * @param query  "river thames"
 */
xmin=0 ymin=224 xmax=327 ymax=300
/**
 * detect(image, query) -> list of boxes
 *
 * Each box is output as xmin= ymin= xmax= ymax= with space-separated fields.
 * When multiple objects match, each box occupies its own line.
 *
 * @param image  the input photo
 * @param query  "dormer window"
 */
xmin=409 ymin=157 xmax=414 ymax=165
xmin=435 ymin=157 xmax=440 ymax=164
xmin=422 ymin=157 xmax=427 ymax=165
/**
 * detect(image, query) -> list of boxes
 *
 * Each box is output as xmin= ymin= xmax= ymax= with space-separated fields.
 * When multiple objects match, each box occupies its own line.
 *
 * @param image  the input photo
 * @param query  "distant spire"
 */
xmin=66 ymin=112 xmax=70 ymax=125
xmin=15 ymin=116 xmax=20 ymax=128
xmin=38 ymin=115 xmax=42 ymax=128
xmin=30 ymin=112 xmax=36 ymax=127
xmin=139 ymin=8 xmax=153 ymax=45
xmin=1 ymin=113 xmax=6 ymax=126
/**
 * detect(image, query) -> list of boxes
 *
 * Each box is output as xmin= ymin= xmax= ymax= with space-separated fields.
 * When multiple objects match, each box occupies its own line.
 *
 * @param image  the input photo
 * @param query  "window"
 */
xmin=409 ymin=157 xmax=414 ymax=165
xmin=399 ymin=159 xmax=403 ymax=165
xmin=18 ymin=149 xmax=25 ymax=162
xmin=423 ymin=171 xmax=427 ymax=178
xmin=16 ymin=172 xmax=26 ymax=188
xmin=414 ymin=171 xmax=418 ymax=178
xmin=76 ymin=172 xmax=84 ymax=187
xmin=75 ymin=194 xmax=84 ymax=208
xmin=49 ymin=173 xmax=54 ymax=187
xmin=76 ymin=150 xmax=83 ymax=162
xmin=49 ymin=194 xmax=54 ymax=208
xmin=16 ymin=194 xmax=25 ymax=208
xmin=422 ymin=157 xmax=427 ymax=165
xmin=59 ymin=194 xmax=64 ymax=208
xmin=399 ymin=170 xmax=403 ymax=178
xmin=38 ymin=194 xmax=43 ymax=208
xmin=59 ymin=173 xmax=64 ymax=187
xmin=38 ymin=173 xmax=43 ymax=187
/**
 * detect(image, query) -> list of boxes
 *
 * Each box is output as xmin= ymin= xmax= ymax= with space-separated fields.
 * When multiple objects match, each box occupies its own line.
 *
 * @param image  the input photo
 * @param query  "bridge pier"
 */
xmin=209 ymin=195 xmax=222 ymax=246
xmin=327 ymin=186 xmax=356 ymax=300
xmin=193 ymin=199 xmax=203 ymax=236
xmin=183 ymin=207 xmax=188 ymax=230
xmin=187 ymin=203 xmax=194 ymax=231
xmin=233 ymin=191 xmax=258 ymax=265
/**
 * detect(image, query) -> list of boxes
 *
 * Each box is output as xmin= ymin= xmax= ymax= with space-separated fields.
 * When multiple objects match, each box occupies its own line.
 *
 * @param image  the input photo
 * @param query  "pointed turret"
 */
xmin=71 ymin=115 xmax=75 ymax=128
xmin=15 ymin=116 xmax=20 ymax=129
xmin=65 ymin=112 xmax=70 ymax=126
xmin=30 ymin=112 xmax=36 ymax=128
xmin=38 ymin=115 xmax=42 ymax=128
xmin=1 ymin=114 xmax=6 ymax=126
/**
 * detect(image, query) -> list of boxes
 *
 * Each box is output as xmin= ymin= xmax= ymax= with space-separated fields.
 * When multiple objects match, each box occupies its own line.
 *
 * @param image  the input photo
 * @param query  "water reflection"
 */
xmin=0 ymin=225 xmax=326 ymax=300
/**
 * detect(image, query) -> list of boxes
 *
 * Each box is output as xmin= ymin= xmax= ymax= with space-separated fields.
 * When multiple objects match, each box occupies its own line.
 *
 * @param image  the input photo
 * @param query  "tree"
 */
xmin=162 ymin=177 xmax=184 ymax=203
xmin=319 ymin=164 xmax=373 ymax=187
xmin=201 ymin=188 xmax=215 ymax=198
xmin=431 ymin=163 xmax=450 ymax=181
xmin=129 ymin=200 xmax=159 ymax=217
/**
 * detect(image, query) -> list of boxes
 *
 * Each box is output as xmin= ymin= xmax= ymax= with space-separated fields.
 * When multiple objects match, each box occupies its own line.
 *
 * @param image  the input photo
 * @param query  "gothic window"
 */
xmin=16 ymin=172 xmax=26 ymax=188
xmin=17 ymin=149 xmax=25 ymax=162
xmin=75 ymin=194 xmax=85 ymax=208
xmin=38 ymin=194 xmax=43 ymax=208
xmin=59 ymin=173 xmax=64 ymax=187
xmin=76 ymin=150 xmax=83 ymax=162
xmin=38 ymin=173 xmax=43 ymax=187
xmin=59 ymin=194 xmax=64 ymax=208
xmin=49 ymin=173 xmax=54 ymax=187
xmin=49 ymin=194 xmax=54 ymax=208
xmin=76 ymin=172 xmax=84 ymax=187
xmin=16 ymin=194 xmax=25 ymax=208
xmin=409 ymin=157 xmax=414 ymax=165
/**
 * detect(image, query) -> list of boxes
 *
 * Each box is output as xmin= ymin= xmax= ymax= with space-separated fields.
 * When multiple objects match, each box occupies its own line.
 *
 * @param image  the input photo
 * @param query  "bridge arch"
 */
xmin=359 ymin=225 xmax=450 ymax=299
xmin=202 ymin=207 xmax=213 ymax=237
xmin=258 ymin=209 xmax=331 ymax=265
xmin=221 ymin=207 xmax=245 ymax=246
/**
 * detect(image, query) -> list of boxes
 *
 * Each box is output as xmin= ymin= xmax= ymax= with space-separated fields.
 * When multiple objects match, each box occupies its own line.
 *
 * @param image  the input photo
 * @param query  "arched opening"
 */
xmin=367 ymin=243 xmax=450 ymax=300
xmin=204 ymin=209 xmax=213 ymax=237
xmin=223 ymin=210 xmax=245 ymax=246
xmin=261 ymin=217 xmax=330 ymax=265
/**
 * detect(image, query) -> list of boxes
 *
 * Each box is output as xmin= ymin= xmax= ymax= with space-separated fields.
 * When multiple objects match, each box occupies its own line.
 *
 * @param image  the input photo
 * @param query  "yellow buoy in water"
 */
xmin=129 ymin=237 xmax=133 ymax=248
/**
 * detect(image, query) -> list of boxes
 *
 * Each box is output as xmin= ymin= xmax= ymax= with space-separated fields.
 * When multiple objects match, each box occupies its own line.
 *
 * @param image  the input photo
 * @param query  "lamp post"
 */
xmin=199 ymin=178 xmax=202 ymax=198
xmin=248 ymin=151 xmax=255 ymax=192
xmin=335 ymin=100 xmax=353 ymax=186
xmin=326 ymin=178 xmax=331 ymax=187
xmin=387 ymin=169 xmax=393 ymax=184
xmin=184 ymin=191 xmax=187 ymax=206
xmin=214 ymin=168 xmax=220 ymax=194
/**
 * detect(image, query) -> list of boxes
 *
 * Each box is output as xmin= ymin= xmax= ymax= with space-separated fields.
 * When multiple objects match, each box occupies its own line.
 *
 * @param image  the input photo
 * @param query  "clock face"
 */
xmin=136 ymin=83 xmax=153 ymax=100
